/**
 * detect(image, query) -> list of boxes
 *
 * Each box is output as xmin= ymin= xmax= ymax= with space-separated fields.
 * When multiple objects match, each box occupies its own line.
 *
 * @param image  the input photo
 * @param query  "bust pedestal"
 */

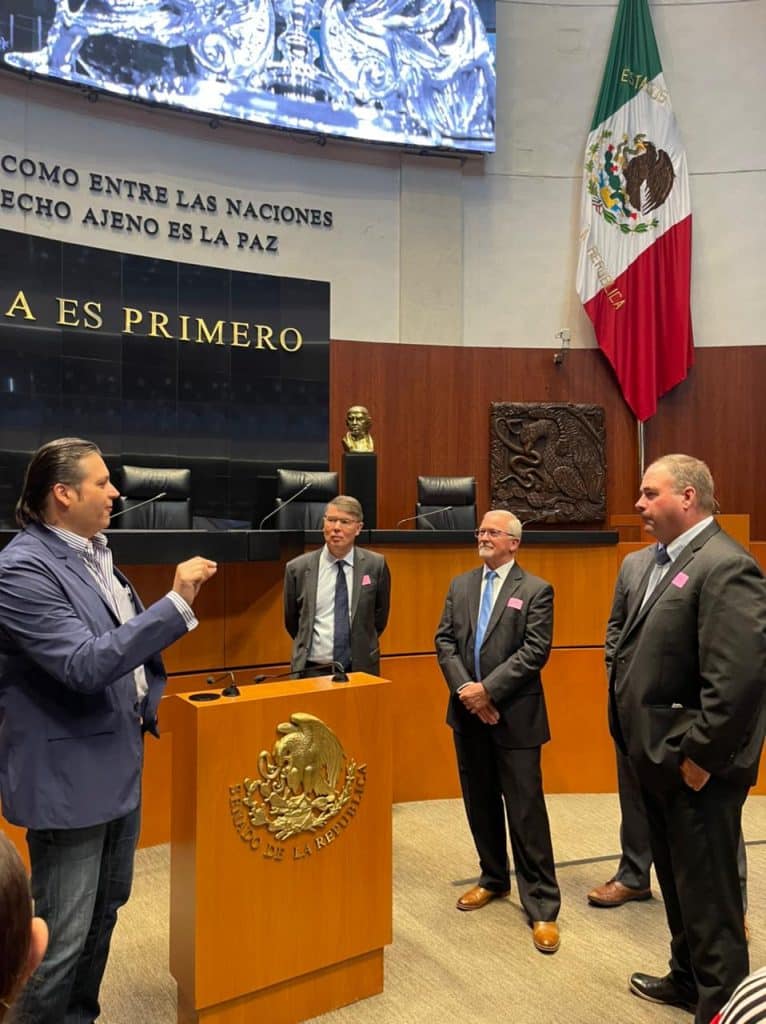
xmin=343 ymin=452 xmax=377 ymax=527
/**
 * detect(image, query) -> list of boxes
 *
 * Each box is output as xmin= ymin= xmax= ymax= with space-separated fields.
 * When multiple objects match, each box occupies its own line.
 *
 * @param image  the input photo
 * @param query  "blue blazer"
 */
xmin=0 ymin=523 xmax=188 ymax=829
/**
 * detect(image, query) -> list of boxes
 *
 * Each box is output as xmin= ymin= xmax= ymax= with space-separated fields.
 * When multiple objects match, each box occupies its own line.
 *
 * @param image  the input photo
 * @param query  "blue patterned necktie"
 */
xmin=474 ymin=569 xmax=498 ymax=680
xmin=655 ymin=544 xmax=671 ymax=566
xmin=333 ymin=560 xmax=351 ymax=671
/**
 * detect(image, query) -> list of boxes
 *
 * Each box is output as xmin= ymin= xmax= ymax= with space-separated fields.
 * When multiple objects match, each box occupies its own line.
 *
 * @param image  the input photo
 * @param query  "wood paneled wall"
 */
xmin=329 ymin=342 xmax=766 ymax=538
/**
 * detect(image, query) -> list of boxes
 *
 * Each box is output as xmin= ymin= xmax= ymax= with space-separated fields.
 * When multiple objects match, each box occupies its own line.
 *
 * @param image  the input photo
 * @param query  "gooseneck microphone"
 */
xmin=109 ymin=491 xmax=167 ymax=520
xmin=396 ymin=506 xmax=454 ymax=530
xmin=254 ymin=662 xmax=349 ymax=683
xmin=257 ymin=482 xmax=312 ymax=530
xmin=253 ymin=667 xmax=297 ymax=684
xmin=206 ymin=670 xmax=240 ymax=697
xmin=310 ymin=661 xmax=349 ymax=683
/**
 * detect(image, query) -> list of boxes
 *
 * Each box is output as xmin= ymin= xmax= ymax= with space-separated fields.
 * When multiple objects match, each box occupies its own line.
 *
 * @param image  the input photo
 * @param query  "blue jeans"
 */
xmin=11 ymin=806 xmax=140 ymax=1024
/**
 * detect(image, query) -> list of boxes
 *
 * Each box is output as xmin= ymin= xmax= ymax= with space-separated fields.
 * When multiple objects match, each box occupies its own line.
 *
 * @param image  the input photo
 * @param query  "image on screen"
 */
xmin=0 ymin=0 xmax=496 ymax=153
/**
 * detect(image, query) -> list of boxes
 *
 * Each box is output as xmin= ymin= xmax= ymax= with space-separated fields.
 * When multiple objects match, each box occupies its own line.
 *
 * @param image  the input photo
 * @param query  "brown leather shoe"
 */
xmin=532 ymin=920 xmax=560 ymax=953
xmin=455 ymin=885 xmax=509 ymax=911
xmin=587 ymin=879 xmax=652 ymax=907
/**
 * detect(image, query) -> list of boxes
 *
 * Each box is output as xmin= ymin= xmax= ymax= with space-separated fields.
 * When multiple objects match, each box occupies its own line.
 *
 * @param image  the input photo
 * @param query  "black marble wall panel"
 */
xmin=0 ymin=227 xmax=330 ymax=523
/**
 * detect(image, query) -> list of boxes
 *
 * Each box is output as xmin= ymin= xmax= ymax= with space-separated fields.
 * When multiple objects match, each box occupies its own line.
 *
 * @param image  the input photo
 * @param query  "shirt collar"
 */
xmin=665 ymin=516 xmax=714 ymax=562
xmin=483 ymin=558 xmax=514 ymax=583
xmin=44 ymin=523 xmax=109 ymax=556
xmin=322 ymin=544 xmax=355 ymax=568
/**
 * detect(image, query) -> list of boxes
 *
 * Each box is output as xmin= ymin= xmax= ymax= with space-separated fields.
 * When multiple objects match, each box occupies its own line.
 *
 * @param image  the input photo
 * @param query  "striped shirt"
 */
xmin=44 ymin=524 xmax=197 ymax=698
xmin=712 ymin=967 xmax=766 ymax=1024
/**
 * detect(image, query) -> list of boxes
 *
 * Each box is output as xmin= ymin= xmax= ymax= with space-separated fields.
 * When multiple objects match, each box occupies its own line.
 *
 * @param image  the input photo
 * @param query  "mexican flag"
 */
xmin=576 ymin=0 xmax=694 ymax=423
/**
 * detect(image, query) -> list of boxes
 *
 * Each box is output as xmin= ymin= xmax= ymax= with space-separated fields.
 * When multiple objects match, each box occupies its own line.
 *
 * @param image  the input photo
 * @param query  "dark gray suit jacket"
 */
xmin=435 ymin=561 xmax=553 ymax=748
xmin=609 ymin=522 xmax=766 ymax=792
xmin=283 ymin=546 xmax=391 ymax=674
xmin=605 ymin=544 xmax=655 ymax=675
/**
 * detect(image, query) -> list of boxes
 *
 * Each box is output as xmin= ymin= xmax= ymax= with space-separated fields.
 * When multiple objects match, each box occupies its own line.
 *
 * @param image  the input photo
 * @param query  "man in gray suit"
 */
xmin=587 ymin=540 xmax=657 ymax=907
xmin=283 ymin=495 xmax=390 ymax=676
xmin=435 ymin=509 xmax=561 ymax=954
xmin=588 ymin=550 xmax=748 ymax=917
xmin=610 ymin=454 xmax=766 ymax=1024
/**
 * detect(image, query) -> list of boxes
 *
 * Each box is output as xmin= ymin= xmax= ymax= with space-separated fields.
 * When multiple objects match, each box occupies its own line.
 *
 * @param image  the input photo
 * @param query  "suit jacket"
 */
xmin=283 ymin=546 xmax=391 ymax=675
xmin=604 ymin=544 xmax=655 ymax=676
xmin=609 ymin=522 xmax=766 ymax=792
xmin=0 ymin=523 xmax=189 ymax=830
xmin=435 ymin=561 xmax=553 ymax=748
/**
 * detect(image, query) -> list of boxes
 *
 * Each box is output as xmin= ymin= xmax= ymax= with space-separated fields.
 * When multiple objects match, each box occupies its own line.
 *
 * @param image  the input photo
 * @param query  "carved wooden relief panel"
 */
xmin=490 ymin=403 xmax=606 ymax=524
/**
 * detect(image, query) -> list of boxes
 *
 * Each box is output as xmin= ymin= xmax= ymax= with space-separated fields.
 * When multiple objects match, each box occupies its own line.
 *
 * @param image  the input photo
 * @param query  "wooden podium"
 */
xmin=169 ymin=672 xmax=392 ymax=1024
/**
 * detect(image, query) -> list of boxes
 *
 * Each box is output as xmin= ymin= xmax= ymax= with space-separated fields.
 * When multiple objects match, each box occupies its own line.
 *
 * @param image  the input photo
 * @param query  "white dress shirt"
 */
xmin=309 ymin=544 xmax=355 ymax=664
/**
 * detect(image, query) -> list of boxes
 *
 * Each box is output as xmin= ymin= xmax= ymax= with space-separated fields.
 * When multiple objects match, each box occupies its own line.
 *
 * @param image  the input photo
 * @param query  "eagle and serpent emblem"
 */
xmin=586 ymin=130 xmax=675 ymax=235
xmin=240 ymin=713 xmax=359 ymax=841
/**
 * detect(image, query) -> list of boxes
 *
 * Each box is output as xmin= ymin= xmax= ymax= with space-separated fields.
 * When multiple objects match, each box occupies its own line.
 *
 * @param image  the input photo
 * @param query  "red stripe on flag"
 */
xmin=584 ymin=216 xmax=694 ymax=422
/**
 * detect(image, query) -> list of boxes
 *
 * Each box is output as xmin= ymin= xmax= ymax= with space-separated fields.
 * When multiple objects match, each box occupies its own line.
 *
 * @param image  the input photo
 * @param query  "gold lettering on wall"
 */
xmin=5 ymin=290 xmax=36 ymax=320
xmin=231 ymin=322 xmax=251 ymax=347
xmin=280 ymin=327 xmax=303 ymax=352
xmin=83 ymin=301 xmax=103 ymax=330
xmin=56 ymin=297 xmax=80 ymax=327
xmin=123 ymin=307 xmax=142 ymax=332
xmin=195 ymin=319 xmax=225 ymax=345
xmin=0 ymin=290 xmax=308 ymax=352
xmin=254 ymin=324 xmax=276 ymax=350
xmin=149 ymin=310 xmax=172 ymax=339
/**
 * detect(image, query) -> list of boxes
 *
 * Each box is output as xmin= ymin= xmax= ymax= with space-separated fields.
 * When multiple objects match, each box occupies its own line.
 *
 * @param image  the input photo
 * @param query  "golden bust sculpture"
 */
xmin=342 ymin=405 xmax=374 ymax=452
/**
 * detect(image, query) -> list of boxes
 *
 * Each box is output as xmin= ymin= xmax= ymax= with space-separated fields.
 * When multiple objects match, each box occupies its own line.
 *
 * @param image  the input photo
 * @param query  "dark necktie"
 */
xmin=333 ymin=560 xmax=351 ymax=671
xmin=474 ymin=569 xmax=498 ymax=680
xmin=641 ymin=544 xmax=672 ymax=608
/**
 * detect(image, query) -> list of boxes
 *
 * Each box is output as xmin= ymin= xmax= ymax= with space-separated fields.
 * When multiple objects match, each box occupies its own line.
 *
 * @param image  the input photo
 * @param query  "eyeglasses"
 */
xmin=474 ymin=528 xmax=519 ymax=539
xmin=324 ymin=516 xmax=359 ymax=527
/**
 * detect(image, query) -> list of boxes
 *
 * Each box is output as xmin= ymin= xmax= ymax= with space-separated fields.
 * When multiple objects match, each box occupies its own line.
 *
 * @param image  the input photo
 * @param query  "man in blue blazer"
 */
xmin=0 ymin=438 xmax=217 ymax=1024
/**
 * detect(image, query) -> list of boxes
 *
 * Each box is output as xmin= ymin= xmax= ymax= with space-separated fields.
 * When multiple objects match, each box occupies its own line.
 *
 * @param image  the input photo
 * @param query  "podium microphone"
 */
xmin=311 ymin=661 xmax=349 ymax=683
xmin=254 ymin=662 xmax=348 ymax=683
xmin=253 ymin=667 xmax=297 ymax=684
xmin=206 ymin=670 xmax=240 ymax=697
xmin=109 ymin=491 xmax=167 ymax=520
xmin=257 ymin=482 xmax=312 ymax=530
xmin=396 ymin=506 xmax=453 ymax=530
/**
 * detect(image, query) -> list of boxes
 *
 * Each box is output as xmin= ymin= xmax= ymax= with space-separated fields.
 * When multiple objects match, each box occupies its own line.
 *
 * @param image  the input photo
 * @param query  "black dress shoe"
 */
xmin=629 ymin=973 xmax=697 ymax=1014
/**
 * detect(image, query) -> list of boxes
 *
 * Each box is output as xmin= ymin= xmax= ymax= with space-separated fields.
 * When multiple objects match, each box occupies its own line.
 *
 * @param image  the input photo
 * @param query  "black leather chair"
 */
xmin=111 ymin=465 xmax=192 ymax=529
xmin=273 ymin=469 xmax=339 ymax=529
xmin=416 ymin=476 xmax=477 ymax=530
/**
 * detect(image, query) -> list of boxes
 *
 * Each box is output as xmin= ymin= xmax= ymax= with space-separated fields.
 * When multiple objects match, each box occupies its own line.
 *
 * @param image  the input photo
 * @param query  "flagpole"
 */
xmin=637 ymin=419 xmax=645 ymax=479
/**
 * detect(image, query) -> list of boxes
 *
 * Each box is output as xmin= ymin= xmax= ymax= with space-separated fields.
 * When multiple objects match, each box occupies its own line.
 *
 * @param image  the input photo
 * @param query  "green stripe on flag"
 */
xmin=590 ymin=0 xmax=663 ymax=131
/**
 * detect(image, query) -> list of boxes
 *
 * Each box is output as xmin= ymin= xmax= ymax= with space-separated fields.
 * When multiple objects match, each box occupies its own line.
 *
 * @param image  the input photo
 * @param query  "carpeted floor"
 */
xmin=101 ymin=794 xmax=766 ymax=1023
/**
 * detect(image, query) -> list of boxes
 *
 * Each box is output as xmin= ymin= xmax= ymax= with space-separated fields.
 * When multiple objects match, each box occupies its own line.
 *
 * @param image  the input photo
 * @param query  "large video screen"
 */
xmin=0 ymin=0 xmax=496 ymax=153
